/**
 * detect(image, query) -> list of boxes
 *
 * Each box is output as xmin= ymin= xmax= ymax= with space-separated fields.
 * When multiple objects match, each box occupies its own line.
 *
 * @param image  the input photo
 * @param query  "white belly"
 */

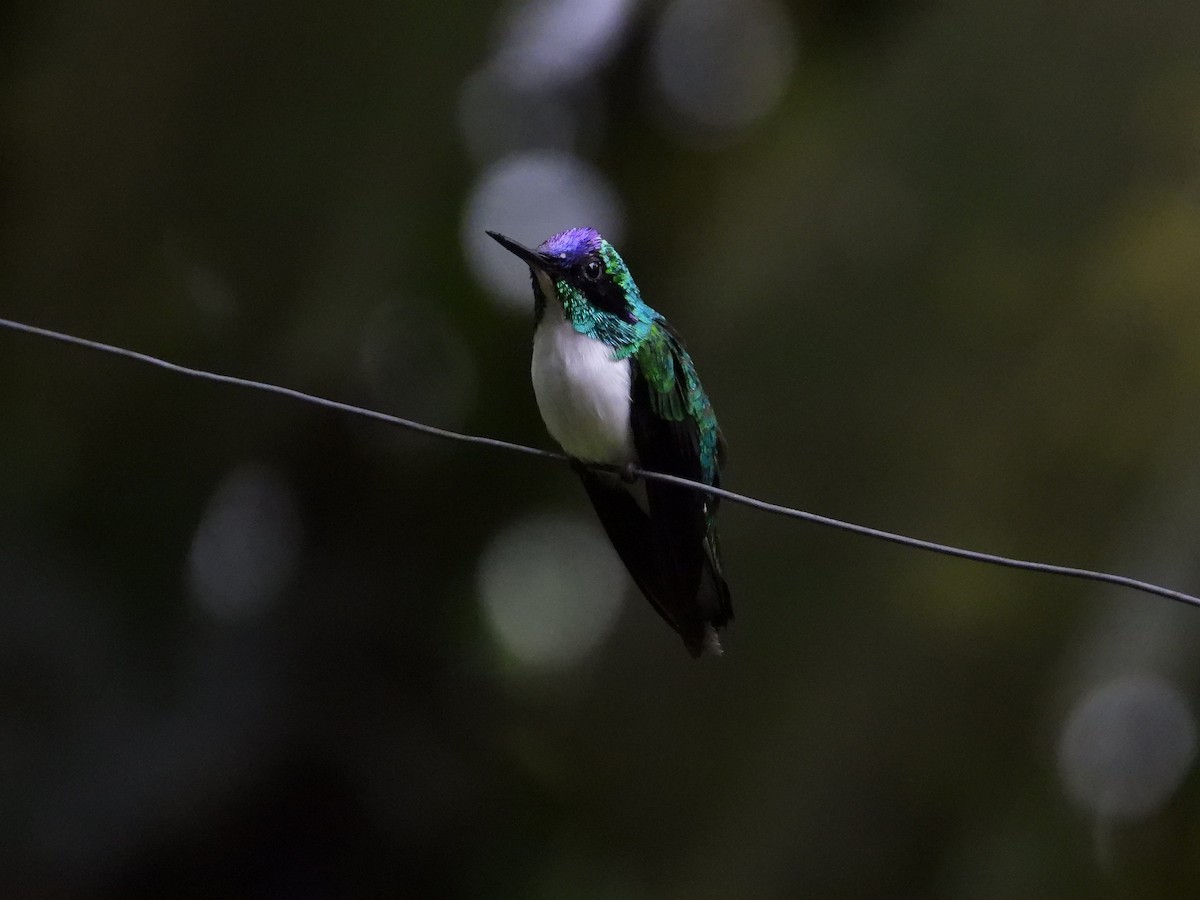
xmin=531 ymin=310 xmax=636 ymax=465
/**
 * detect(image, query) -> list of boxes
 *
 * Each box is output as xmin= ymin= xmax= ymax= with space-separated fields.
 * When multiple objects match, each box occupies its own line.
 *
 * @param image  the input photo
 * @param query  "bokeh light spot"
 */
xmin=187 ymin=463 xmax=302 ymax=623
xmin=1057 ymin=675 xmax=1197 ymax=820
xmin=491 ymin=0 xmax=638 ymax=91
xmin=650 ymin=0 xmax=797 ymax=135
xmin=477 ymin=511 xmax=627 ymax=669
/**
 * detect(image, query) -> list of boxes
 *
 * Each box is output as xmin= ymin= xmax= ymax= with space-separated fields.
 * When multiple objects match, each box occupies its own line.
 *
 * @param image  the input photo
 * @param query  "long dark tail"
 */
xmin=578 ymin=470 xmax=728 ymax=656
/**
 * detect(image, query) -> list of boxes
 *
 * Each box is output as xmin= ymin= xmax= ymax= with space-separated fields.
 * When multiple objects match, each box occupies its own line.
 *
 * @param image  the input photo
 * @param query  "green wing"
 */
xmin=634 ymin=321 xmax=725 ymax=489
xmin=627 ymin=320 xmax=731 ymax=654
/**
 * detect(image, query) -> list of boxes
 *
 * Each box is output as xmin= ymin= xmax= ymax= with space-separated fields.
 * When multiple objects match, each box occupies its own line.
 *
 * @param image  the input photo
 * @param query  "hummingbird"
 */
xmin=487 ymin=227 xmax=732 ymax=656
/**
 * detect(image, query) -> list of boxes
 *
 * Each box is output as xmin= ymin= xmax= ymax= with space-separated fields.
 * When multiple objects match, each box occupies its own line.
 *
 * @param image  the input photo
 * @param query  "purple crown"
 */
xmin=537 ymin=227 xmax=603 ymax=262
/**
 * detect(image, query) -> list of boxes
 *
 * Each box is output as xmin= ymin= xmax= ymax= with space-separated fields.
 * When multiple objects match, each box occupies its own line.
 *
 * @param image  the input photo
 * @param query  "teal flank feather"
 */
xmin=635 ymin=320 xmax=725 ymax=488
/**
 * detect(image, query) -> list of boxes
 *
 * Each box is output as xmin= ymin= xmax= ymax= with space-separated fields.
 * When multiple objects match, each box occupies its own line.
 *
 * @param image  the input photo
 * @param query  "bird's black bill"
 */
xmin=486 ymin=230 xmax=549 ymax=270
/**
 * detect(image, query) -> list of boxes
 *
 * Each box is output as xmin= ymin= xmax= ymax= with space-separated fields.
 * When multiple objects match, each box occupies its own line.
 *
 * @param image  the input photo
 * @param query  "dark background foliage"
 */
xmin=3 ymin=0 xmax=1200 ymax=896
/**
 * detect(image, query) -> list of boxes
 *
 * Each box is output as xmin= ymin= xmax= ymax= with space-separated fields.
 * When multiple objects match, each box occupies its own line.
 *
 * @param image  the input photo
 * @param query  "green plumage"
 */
xmin=635 ymin=322 xmax=724 ymax=489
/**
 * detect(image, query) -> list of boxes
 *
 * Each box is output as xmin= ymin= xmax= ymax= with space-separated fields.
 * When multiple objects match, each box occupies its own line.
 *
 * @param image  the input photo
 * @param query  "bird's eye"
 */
xmin=583 ymin=258 xmax=603 ymax=281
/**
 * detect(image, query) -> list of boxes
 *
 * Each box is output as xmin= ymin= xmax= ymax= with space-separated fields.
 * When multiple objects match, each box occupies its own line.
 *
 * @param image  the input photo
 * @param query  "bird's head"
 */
xmin=487 ymin=228 xmax=644 ymax=329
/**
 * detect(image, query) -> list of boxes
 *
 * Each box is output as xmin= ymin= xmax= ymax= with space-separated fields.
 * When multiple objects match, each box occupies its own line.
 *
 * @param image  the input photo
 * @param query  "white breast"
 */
xmin=531 ymin=306 xmax=636 ymax=466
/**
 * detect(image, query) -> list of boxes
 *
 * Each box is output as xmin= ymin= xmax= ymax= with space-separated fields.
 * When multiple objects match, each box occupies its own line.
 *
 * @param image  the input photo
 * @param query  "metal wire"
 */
xmin=3 ymin=315 xmax=1196 ymax=610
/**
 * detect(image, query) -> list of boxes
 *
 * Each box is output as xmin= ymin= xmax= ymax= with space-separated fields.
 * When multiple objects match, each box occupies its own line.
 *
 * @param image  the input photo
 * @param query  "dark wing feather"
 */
xmin=576 ymin=469 xmax=683 ymax=637
xmin=628 ymin=323 xmax=732 ymax=654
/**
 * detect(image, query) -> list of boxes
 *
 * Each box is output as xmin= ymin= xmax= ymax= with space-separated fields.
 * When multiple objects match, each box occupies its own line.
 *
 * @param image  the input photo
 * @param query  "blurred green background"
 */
xmin=4 ymin=0 xmax=1200 ymax=896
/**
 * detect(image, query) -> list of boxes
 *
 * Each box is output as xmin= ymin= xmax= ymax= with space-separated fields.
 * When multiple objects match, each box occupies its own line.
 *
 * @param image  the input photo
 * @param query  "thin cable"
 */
xmin=637 ymin=469 xmax=1200 ymax=608
xmin=2 ymin=315 xmax=1197 ymax=610
xmin=0 ymin=317 xmax=563 ymax=464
